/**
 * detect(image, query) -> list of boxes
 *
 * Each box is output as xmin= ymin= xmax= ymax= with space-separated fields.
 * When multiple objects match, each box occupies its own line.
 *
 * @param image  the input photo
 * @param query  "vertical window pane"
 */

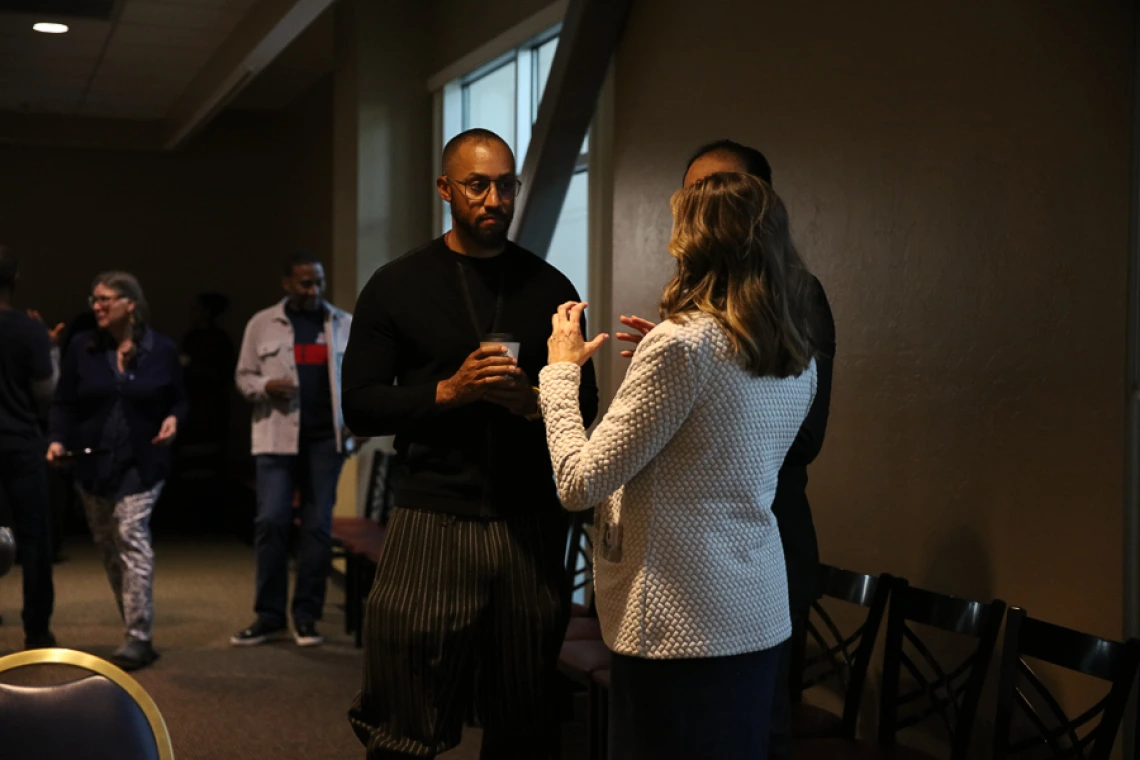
xmin=535 ymin=37 xmax=558 ymax=117
xmin=463 ymin=61 xmax=517 ymax=152
xmin=546 ymin=170 xmax=590 ymax=302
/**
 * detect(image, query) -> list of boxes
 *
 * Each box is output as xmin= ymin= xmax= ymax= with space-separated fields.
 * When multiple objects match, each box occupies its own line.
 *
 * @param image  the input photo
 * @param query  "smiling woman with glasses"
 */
xmin=47 ymin=271 xmax=187 ymax=672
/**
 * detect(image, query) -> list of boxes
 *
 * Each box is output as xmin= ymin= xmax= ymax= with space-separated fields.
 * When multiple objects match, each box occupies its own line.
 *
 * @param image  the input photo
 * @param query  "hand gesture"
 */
xmin=548 ymin=302 xmax=608 ymax=366
xmin=27 ymin=309 xmax=65 ymax=347
xmin=265 ymin=378 xmax=298 ymax=400
xmin=436 ymin=346 xmax=521 ymax=408
xmin=152 ymin=416 xmax=178 ymax=446
xmin=484 ymin=370 xmax=539 ymax=417
xmin=46 ymin=442 xmax=66 ymax=464
xmin=616 ymin=315 xmax=656 ymax=358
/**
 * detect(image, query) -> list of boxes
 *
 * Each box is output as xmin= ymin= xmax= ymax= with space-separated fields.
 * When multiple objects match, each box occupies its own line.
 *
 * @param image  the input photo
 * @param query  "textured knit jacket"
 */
xmin=539 ymin=313 xmax=817 ymax=659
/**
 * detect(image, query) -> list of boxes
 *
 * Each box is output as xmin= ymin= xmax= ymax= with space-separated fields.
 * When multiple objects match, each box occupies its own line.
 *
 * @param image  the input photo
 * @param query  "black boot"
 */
xmin=110 ymin=638 xmax=160 ymax=671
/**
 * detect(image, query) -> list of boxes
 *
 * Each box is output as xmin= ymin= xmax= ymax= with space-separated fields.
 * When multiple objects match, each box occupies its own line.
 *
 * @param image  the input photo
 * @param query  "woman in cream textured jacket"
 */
xmin=540 ymin=172 xmax=819 ymax=759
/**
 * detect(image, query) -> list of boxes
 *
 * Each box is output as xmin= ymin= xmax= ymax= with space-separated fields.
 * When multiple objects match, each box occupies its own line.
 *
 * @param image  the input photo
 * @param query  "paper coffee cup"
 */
xmin=480 ymin=333 xmax=520 ymax=360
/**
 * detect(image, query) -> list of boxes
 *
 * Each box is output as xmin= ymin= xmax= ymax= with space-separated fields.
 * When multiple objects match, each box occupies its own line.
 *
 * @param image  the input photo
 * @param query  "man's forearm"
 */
xmin=343 ymin=382 xmax=441 ymax=437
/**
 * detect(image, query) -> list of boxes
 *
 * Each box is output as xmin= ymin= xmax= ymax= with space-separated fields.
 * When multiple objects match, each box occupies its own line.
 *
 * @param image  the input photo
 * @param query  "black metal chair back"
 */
xmin=993 ymin=607 xmax=1140 ymax=760
xmin=793 ymin=565 xmax=893 ymax=737
xmin=878 ymin=578 xmax=1006 ymax=759
xmin=0 ymin=649 xmax=173 ymax=760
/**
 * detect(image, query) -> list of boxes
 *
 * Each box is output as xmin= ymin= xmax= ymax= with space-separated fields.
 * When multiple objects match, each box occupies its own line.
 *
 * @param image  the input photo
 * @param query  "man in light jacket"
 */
xmin=231 ymin=251 xmax=354 ymax=648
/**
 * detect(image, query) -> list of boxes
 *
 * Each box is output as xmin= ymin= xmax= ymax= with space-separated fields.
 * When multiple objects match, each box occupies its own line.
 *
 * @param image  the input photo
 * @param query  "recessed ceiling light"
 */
xmin=33 ymin=22 xmax=69 ymax=34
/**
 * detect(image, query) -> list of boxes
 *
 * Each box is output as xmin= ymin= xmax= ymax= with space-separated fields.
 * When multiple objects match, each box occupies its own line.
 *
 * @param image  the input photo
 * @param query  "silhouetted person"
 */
xmin=180 ymin=292 xmax=236 ymax=454
xmin=0 ymin=245 xmax=58 ymax=649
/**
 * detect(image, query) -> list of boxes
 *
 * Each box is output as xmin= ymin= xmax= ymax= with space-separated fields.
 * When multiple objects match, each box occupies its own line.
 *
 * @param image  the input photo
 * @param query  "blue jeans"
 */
xmin=254 ymin=437 xmax=344 ymax=627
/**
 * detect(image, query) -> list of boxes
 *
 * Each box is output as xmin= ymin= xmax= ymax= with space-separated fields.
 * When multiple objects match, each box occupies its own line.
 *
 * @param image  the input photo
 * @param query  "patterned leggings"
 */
xmin=78 ymin=481 xmax=163 ymax=642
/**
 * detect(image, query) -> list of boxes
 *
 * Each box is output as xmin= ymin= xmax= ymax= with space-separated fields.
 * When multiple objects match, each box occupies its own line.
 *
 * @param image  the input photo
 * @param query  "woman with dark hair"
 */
xmin=539 ymin=173 xmax=819 ymax=759
xmin=48 ymin=271 xmax=186 ymax=670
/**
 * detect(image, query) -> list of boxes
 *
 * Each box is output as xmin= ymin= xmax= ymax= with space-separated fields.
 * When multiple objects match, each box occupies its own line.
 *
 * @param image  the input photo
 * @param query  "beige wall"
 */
xmin=610 ymin=0 xmax=1134 ymax=642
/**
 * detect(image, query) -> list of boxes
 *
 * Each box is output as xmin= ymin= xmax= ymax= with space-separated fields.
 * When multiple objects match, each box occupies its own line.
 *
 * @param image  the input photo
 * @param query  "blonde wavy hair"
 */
xmin=661 ymin=172 xmax=816 ymax=377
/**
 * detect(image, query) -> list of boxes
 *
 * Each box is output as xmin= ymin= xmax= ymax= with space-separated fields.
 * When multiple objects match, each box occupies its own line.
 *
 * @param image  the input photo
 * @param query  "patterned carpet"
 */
xmin=0 ymin=539 xmax=586 ymax=759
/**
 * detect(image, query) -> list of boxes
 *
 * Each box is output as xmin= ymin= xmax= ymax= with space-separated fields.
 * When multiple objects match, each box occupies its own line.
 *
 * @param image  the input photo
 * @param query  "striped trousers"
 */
xmin=349 ymin=506 xmax=571 ymax=759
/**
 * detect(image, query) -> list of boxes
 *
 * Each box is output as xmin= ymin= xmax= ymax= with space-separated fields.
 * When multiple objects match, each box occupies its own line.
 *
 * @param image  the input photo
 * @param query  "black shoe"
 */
xmin=293 ymin=622 xmax=323 ymax=647
xmin=24 ymin=631 xmax=57 ymax=650
xmin=110 ymin=638 xmax=159 ymax=671
xmin=230 ymin=619 xmax=287 ymax=647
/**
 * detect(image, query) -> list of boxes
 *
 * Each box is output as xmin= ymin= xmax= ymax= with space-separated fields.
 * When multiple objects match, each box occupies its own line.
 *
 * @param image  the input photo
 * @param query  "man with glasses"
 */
xmin=344 ymin=128 xmax=599 ymax=759
xmin=231 ymin=251 xmax=355 ymax=649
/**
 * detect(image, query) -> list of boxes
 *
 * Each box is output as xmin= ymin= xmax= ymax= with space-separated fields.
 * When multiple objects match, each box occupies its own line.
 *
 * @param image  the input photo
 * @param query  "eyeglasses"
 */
xmin=447 ymin=176 xmax=522 ymax=202
xmin=88 ymin=294 xmax=125 ymax=308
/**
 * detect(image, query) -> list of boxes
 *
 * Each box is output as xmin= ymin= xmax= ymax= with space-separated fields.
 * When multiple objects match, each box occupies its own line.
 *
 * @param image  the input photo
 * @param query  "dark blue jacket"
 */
xmin=49 ymin=328 xmax=188 ymax=489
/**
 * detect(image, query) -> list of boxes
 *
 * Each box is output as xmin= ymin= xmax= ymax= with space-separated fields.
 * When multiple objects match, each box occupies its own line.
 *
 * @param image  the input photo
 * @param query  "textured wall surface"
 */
xmin=608 ymin=0 xmax=1133 ymax=644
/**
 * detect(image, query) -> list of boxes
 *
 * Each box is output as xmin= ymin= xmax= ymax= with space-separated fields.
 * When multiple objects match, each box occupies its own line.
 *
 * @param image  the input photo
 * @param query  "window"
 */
xmin=533 ymin=36 xmax=588 ymax=155
xmin=463 ymin=60 xmax=516 ymax=150
xmin=437 ymin=28 xmax=591 ymax=302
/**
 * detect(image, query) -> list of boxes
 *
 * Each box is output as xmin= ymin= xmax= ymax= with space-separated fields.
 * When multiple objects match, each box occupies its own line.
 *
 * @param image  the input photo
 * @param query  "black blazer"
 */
xmin=774 ymin=275 xmax=836 ymax=614
xmin=49 ymin=329 xmax=188 ymax=489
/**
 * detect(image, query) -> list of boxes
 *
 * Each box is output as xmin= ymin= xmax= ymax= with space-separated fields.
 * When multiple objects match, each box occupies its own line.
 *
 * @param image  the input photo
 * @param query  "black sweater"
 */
xmin=342 ymin=238 xmax=599 ymax=519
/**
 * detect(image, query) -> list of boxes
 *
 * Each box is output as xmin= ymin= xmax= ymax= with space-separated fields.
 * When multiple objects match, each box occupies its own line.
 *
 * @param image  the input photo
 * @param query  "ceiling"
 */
xmin=0 ymin=0 xmax=336 ymax=148
xmin=230 ymin=6 xmax=332 ymax=111
xmin=0 ymin=0 xmax=263 ymax=119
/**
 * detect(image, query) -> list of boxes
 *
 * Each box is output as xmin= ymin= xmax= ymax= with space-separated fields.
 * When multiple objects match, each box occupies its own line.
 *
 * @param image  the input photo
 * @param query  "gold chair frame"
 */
xmin=0 ymin=647 xmax=174 ymax=760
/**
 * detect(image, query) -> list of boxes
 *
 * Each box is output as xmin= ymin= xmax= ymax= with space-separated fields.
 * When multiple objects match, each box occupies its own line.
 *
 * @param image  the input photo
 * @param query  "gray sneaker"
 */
xmin=110 ymin=638 xmax=159 ymax=671
xmin=230 ymin=619 xmax=287 ymax=646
